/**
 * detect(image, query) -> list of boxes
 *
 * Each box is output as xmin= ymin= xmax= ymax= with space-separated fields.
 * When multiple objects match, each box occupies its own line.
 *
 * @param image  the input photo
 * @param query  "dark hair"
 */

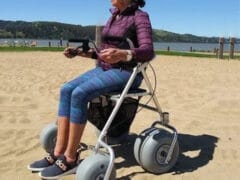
xmin=133 ymin=0 xmax=145 ymax=8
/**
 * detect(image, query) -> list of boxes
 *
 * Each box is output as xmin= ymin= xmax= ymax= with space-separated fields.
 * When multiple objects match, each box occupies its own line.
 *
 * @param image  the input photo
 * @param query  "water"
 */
xmin=0 ymin=38 xmax=67 ymax=47
xmin=0 ymin=38 xmax=239 ymax=52
xmin=154 ymin=42 xmax=240 ymax=52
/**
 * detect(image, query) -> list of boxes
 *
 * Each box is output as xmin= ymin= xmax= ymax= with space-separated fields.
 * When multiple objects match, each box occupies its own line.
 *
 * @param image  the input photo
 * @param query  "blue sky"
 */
xmin=0 ymin=0 xmax=239 ymax=38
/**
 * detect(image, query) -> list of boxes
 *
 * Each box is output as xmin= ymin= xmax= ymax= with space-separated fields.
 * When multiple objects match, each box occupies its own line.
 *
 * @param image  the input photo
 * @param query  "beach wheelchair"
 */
xmin=39 ymin=38 xmax=179 ymax=180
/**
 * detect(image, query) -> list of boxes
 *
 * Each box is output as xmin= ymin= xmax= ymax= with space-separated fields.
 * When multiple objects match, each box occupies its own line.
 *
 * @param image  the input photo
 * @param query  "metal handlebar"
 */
xmin=68 ymin=36 xmax=135 ymax=54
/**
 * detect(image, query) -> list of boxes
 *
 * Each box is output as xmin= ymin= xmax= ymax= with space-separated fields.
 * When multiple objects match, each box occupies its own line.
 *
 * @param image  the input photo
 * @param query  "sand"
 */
xmin=0 ymin=52 xmax=240 ymax=180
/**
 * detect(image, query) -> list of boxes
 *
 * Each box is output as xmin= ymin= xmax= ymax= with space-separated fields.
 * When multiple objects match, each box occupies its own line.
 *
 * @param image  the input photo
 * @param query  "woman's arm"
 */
xmin=132 ymin=11 xmax=154 ymax=62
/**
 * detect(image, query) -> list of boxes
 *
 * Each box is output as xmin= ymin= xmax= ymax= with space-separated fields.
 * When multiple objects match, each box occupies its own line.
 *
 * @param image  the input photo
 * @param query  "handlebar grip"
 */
xmin=68 ymin=39 xmax=90 ymax=53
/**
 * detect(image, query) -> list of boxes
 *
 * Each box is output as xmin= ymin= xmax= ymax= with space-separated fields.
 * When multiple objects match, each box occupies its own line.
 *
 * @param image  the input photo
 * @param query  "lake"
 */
xmin=0 ymin=38 xmax=239 ymax=52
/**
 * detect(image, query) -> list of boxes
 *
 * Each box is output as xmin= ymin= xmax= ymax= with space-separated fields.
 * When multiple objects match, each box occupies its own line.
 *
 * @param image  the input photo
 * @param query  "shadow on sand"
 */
xmin=113 ymin=133 xmax=218 ymax=180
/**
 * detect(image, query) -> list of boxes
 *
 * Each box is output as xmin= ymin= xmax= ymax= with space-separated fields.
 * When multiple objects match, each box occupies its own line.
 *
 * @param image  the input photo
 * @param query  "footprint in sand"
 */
xmin=0 ymin=95 xmax=8 ymax=104
xmin=22 ymin=97 xmax=31 ymax=102
xmin=25 ymin=103 xmax=38 ymax=110
xmin=19 ymin=117 xmax=31 ymax=124
xmin=9 ymin=118 xmax=17 ymax=124
xmin=11 ymin=96 xmax=20 ymax=103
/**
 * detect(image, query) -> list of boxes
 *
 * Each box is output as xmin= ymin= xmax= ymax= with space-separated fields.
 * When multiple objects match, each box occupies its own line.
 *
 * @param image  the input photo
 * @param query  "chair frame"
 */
xmin=93 ymin=62 xmax=178 ymax=180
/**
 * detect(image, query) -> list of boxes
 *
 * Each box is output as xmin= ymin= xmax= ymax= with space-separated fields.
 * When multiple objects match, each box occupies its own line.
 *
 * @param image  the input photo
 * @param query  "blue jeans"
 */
xmin=58 ymin=67 xmax=142 ymax=124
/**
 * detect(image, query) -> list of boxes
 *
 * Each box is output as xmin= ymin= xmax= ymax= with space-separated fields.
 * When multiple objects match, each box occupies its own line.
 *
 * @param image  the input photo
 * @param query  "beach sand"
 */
xmin=0 ymin=52 xmax=240 ymax=180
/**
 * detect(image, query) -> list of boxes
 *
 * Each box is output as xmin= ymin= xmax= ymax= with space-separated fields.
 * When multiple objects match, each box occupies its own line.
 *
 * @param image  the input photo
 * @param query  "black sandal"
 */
xmin=27 ymin=153 xmax=58 ymax=172
xmin=39 ymin=155 xmax=79 ymax=179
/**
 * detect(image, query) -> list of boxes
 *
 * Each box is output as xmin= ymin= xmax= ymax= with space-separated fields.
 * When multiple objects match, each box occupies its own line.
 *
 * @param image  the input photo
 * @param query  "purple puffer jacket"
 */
xmin=97 ymin=3 xmax=154 ymax=70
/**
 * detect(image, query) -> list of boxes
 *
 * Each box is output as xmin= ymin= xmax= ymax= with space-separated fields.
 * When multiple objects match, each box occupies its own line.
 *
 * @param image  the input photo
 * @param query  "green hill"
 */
xmin=0 ymin=20 xmax=238 ymax=43
xmin=0 ymin=20 xmax=96 ymax=40
xmin=152 ymin=29 xmax=228 ymax=43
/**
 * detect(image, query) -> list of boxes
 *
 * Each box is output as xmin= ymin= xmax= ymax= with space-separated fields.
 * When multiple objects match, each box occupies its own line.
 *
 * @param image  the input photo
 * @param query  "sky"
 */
xmin=0 ymin=0 xmax=239 ymax=38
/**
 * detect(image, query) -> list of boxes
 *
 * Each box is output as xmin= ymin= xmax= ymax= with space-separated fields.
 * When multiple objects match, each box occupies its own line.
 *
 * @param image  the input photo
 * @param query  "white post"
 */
xmin=95 ymin=26 xmax=103 ymax=48
xmin=229 ymin=37 xmax=235 ymax=59
xmin=218 ymin=37 xmax=224 ymax=59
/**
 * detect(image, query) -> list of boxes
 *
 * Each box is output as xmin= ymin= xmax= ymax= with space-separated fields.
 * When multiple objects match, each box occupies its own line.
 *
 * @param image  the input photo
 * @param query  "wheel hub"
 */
xmin=95 ymin=173 xmax=105 ymax=180
xmin=156 ymin=145 xmax=170 ymax=164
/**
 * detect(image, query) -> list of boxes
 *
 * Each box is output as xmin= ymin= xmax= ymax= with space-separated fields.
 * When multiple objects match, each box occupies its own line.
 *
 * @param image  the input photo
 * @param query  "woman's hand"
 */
xmin=63 ymin=47 xmax=79 ymax=59
xmin=63 ymin=47 xmax=94 ymax=59
xmin=99 ymin=48 xmax=128 ymax=64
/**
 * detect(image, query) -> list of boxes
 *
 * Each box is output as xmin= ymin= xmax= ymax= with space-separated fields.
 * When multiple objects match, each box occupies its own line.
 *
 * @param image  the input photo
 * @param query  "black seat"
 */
xmin=107 ymin=88 xmax=147 ymax=96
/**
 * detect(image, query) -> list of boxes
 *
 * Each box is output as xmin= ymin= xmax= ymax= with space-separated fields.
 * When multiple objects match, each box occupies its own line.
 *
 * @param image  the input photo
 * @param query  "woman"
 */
xmin=28 ymin=0 xmax=154 ymax=178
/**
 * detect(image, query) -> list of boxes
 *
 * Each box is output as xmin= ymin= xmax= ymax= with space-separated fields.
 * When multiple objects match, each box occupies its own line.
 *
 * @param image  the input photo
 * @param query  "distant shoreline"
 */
xmin=0 ymin=46 xmax=239 ymax=60
xmin=0 ymin=38 xmax=240 ymax=52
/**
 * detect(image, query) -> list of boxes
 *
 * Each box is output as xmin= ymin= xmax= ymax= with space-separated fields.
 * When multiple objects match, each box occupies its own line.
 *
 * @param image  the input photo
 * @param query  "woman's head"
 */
xmin=111 ymin=0 xmax=145 ymax=10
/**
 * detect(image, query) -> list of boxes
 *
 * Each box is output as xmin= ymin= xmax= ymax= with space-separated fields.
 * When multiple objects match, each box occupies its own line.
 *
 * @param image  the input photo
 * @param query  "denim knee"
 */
xmin=60 ymin=83 xmax=75 ymax=99
xmin=71 ymin=87 xmax=87 ymax=105
xmin=58 ymin=83 xmax=76 ymax=117
xmin=70 ymin=87 xmax=88 ymax=124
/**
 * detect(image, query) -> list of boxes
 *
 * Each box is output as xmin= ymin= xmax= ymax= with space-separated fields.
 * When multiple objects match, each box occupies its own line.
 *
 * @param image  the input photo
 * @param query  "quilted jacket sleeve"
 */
xmin=132 ymin=11 xmax=154 ymax=62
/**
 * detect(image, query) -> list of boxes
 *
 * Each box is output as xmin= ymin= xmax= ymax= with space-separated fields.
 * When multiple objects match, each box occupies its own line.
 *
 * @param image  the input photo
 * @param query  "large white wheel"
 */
xmin=134 ymin=127 xmax=179 ymax=174
xmin=40 ymin=123 xmax=57 ymax=153
xmin=76 ymin=153 xmax=116 ymax=180
xmin=133 ymin=127 xmax=158 ymax=165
